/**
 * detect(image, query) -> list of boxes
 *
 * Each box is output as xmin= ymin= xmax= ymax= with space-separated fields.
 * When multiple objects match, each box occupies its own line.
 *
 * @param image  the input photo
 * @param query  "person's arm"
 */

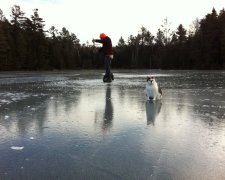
xmin=93 ymin=39 xmax=103 ymax=44
xmin=92 ymin=39 xmax=103 ymax=53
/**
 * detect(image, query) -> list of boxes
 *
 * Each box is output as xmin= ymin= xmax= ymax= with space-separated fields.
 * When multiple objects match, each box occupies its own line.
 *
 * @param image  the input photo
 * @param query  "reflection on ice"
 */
xmin=102 ymin=85 xmax=114 ymax=132
xmin=145 ymin=101 xmax=162 ymax=125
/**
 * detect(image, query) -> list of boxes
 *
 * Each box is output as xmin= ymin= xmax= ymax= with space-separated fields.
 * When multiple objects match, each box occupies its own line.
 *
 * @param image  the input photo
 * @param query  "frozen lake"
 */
xmin=0 ymin=70 xmax=225 ymax=180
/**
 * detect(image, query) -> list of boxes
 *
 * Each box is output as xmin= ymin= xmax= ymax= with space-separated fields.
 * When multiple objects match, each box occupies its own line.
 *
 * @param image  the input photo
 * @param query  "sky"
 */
xmin=1 ymin=0 xmax=225 ymax=45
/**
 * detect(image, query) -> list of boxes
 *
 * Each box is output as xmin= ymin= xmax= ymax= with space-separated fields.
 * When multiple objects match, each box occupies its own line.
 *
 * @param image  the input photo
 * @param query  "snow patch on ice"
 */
xmin=0 ymin=92 xmax=31 ymax=106
xmin=11 ymin=146 xmax=24 ymax=150
xmin=0 ymin=92 xmax=48 ymax=106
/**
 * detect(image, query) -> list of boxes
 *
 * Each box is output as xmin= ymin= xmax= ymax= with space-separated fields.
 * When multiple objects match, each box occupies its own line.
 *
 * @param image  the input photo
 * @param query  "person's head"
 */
xmin=100 ymin=33 xmax=106 ymax=39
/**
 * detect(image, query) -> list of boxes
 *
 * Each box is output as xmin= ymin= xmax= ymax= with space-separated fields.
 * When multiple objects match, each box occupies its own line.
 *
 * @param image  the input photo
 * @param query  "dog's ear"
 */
xmin=146 ymin=76 xmax=150 ymax=81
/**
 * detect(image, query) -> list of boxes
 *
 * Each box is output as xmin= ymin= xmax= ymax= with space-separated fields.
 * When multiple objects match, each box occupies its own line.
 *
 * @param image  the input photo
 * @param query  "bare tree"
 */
xmin=161 ymin=17 xmax=172 ymax=45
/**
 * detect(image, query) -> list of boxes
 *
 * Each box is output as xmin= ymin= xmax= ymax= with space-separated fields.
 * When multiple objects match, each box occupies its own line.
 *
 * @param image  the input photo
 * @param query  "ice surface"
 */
xmin=0 ymin=70 xmax=225 ymax=180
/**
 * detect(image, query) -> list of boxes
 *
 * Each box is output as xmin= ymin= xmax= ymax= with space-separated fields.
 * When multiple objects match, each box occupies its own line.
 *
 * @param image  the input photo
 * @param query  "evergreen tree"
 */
xmin=139 ymin=26 xmax=154 ymax=46
xmin=48 ymin=26 xmax=58 ymax=39
xmin=10 ymin=5 xmax=26 ymax=28
xmin=115 ymin=36 xmax=129 ymax=68
xmin=176 ymin=24 xmax=187 ymax=43
xmin=218 ymin=9 xmax=225 ymax=68
xmin=0 ymin=21 xmax=10 ymax=69
xmin=170 ymin=32 xmax=178 ymax=44
xmin=0 ymin=9 xmax=6 ymax=22
xmin=155 ymin=28 xmax=164 ymax=47
xmin=118 ymin=36 xmax=126 ymax=47
xmin=200 ymin=8 xmax=220 ymax=69
xmin=31 ymin=9 xmax=45 ymax=33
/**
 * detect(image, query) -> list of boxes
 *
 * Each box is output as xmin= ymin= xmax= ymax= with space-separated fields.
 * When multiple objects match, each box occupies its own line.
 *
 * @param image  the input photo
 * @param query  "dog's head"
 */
xmin=146 ymin=76 xmax=156 ymax=85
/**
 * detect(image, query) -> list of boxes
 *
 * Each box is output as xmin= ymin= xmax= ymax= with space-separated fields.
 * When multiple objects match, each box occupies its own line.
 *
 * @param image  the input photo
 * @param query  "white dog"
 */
xmin=144 ymin=76 xmax=162 ymax=100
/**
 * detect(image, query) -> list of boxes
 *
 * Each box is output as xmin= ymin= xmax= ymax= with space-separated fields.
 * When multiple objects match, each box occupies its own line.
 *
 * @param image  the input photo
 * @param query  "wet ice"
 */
xmin=0 ymin=70 xmax=225 ymax=180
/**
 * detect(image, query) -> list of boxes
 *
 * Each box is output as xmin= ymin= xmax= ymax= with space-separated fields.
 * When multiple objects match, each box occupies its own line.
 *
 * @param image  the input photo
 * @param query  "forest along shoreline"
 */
xmin=0 ymin=6 xmax=225 ymax=71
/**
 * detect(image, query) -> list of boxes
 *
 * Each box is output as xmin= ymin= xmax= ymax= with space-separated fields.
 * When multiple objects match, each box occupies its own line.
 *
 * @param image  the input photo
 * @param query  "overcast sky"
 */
xmin=1 ymin=0 xmax=225 ymax=45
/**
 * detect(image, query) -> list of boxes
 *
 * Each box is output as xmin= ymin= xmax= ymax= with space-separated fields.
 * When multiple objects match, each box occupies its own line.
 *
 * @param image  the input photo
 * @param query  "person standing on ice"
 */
xmin=92 ymin=33 xmax=114 ymax=82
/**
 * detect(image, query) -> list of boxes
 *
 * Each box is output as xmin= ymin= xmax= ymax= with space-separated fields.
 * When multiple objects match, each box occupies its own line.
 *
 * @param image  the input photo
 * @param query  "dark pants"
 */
xmin=104 ymin=56 xmax=112 ymax=77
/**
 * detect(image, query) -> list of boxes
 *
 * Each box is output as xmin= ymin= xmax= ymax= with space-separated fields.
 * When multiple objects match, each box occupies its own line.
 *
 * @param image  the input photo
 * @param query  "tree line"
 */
xmin=0 ymin=5 xmax=224 ymax=70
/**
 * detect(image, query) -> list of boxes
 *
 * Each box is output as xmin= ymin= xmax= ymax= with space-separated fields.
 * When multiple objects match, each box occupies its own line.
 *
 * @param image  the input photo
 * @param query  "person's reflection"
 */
xmin=145 ymin=101 xmax=162 ymax=125
xmin=102 ymin=84 xmax=114 ymax=131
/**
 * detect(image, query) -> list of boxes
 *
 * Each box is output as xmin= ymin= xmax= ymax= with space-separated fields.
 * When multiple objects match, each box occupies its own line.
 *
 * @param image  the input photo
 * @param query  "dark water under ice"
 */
xmin=0 ymin=70 xmax=225 ymax=180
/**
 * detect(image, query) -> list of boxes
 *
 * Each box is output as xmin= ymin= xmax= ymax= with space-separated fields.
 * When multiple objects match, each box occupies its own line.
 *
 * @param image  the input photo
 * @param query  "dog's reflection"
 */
xmin=145 ymin=100 xmax=162 ymax=125
xmin=102 ymin=85 xmax=114 ymax=131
